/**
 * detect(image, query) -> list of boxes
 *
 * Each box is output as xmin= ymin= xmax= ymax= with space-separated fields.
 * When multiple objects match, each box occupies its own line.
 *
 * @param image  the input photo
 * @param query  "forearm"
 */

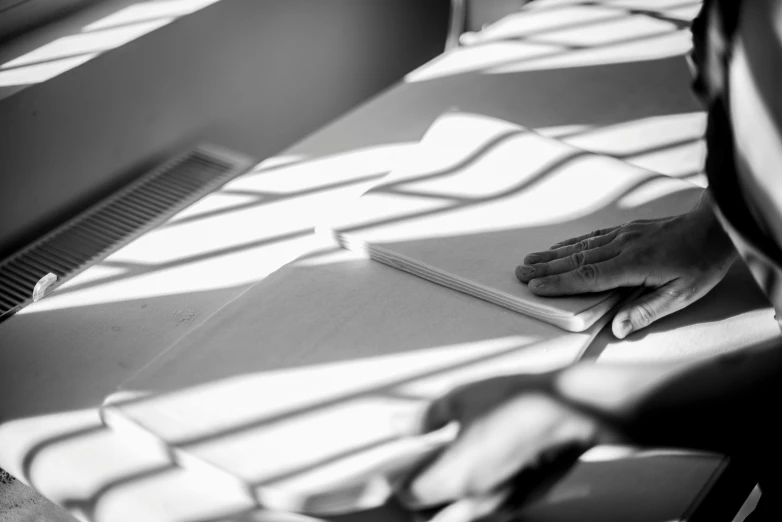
xmin=555 ymin=341 xmax=782 ymax=456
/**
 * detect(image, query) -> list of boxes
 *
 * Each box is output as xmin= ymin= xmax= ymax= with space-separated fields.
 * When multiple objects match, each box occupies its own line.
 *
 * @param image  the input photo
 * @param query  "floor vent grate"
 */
xmin=0 ymin=144 xmax=254 ymax=322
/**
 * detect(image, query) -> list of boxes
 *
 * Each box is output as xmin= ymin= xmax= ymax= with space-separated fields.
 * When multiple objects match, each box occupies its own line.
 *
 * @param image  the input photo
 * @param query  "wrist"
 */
xmin=686 ymin=190 xmax=739 ymax=263
xmin=553 ymin=364 xmax=630 ymax=416
xmin=551 ymin=362 xmax=676 ymax=437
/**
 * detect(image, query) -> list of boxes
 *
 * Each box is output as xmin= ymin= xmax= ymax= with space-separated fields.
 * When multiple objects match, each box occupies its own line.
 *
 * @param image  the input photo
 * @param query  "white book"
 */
xmin=324 ymin=111 xmax=703 ymax=331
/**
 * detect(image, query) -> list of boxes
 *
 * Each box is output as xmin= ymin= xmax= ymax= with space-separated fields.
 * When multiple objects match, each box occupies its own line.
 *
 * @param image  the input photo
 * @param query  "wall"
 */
xmin=0 ymin=0 xmax=103 ymax=42
xmin=0 ymin=0 xmax=449 ymax=259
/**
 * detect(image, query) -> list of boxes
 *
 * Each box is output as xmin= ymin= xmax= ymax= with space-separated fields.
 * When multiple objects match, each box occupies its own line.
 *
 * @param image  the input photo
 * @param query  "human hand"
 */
xmin=515 ymin=193 xmax=738 ymax=338
xmin=399 ymin=375 xmax=620 ymax=522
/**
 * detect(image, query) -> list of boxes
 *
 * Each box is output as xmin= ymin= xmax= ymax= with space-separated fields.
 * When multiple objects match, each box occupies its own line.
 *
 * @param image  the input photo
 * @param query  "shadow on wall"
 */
xmin=0 ymin=0 xmax=451 ymax=262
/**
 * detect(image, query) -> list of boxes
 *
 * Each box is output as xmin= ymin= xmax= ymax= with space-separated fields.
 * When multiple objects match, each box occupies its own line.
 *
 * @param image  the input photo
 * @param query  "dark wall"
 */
xmin=0 ymin=0 xmax=449 ymax=260
xmin=466 ymin=0 xmax=528 ymax=32
xmin=0 ymin=0 xmax=104 ymax=43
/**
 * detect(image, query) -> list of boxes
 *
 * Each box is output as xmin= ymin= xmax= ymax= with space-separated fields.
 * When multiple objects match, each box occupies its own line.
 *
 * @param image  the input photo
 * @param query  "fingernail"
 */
xmin=529 ymin=279 xmax=545 ymax=288
xmin=615 ymin=319 xmax=633 ymax=339
xmin=525 ymin=254 xmax=541 ymax=264
xmin=519 ymin=265 xmax=534 ymax=276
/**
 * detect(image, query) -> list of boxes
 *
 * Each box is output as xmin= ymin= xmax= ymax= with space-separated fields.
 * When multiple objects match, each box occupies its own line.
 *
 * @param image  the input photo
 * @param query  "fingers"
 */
xmin=611 ymin=281 xmax=697 ymax=339
xmin=527 ymin=257 xmax=645 ymax=296
xmin=517 ymin=238 xmax=623 ymax=283
xmin=406 ymin=395 xmax=593 ymax=507
xmin=525 ymin=230 xmax=619 ymax=266
xmin=407 ymin=398 xmax=538 ymax=507
xmin=548 ymin=226 xmax=621 ymax=250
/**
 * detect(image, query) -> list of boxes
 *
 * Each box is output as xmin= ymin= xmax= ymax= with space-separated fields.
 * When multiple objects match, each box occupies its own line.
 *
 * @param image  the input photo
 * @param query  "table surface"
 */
xmin=1 ymin=2 xmax=778 ymax=521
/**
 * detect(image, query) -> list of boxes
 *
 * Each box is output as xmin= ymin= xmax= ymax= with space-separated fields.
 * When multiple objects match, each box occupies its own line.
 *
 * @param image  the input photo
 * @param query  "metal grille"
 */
xmin=0 ymin=144 xmax=254 ymax=321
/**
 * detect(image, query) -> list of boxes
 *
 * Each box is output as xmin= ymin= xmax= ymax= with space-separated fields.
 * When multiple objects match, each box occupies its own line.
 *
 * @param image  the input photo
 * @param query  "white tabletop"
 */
xmin=1 ymin=2 xmax=775 ymax=521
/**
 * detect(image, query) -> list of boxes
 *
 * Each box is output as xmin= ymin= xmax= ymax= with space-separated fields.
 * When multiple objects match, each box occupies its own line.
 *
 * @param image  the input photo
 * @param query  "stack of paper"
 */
xmin=101 ymin=112 xmax=749 ymax=519
xmin=102 ymin=250 xmax=741 ymax=519
xmin=324 ymin=112 xmax=703 ymax=331
xmin=103 ymin=247 xmax=609 ymax=515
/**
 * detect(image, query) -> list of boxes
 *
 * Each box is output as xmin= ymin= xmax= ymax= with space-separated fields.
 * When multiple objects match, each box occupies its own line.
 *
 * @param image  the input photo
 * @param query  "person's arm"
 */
xmin=516 ymin=188 xmax=738 ymax=338
xmin=556 ymin=339 xmax=782 ymax=456
xmin=404 ymin=340 xmax=782 ymax=520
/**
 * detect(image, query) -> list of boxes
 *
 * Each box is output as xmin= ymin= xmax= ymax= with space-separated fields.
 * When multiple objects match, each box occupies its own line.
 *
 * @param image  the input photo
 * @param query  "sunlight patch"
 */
xmin=0 ymin=0 xmax=223 ymax=87
xmin=617 ymin=176 xmax=693 ymax=209
xmin=84 ymin=0 xmax=221 ymax=31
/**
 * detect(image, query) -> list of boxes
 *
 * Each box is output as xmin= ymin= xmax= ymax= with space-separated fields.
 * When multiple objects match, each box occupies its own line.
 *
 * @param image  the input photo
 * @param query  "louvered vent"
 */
xmin=0 ymin=144 xmax=254 ymax=321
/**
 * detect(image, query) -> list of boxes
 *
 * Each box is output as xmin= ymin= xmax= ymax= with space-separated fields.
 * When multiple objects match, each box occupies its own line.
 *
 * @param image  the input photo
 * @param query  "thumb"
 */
xmin=612 ymin=282 xmax=692 ymax=339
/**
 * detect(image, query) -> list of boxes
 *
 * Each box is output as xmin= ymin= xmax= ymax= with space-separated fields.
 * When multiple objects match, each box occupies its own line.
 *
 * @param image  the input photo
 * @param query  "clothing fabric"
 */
xmin=693 ymin=1 xmax=782 ymax=520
